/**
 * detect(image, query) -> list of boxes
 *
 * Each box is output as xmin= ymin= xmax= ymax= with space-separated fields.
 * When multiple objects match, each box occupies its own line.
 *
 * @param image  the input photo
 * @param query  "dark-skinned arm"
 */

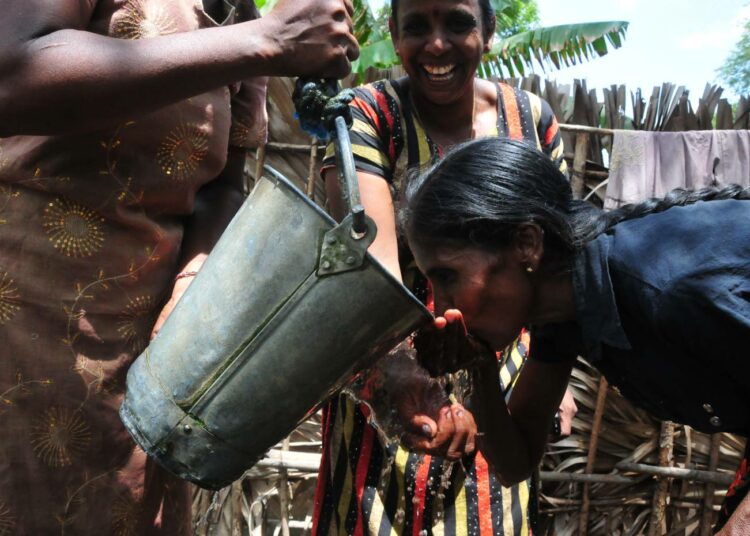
xmin=150 ymin=145 xmax=247 ymax=338
xmin=0 ymin=0 xmax=358 ymax=136
xmin=472 ymin=356 xmax=574 ymax=486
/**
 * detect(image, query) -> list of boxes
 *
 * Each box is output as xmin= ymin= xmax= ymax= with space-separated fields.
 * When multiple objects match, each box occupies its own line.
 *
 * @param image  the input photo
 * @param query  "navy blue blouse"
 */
xmin=531 ymin=199 xmax=750 ymax=434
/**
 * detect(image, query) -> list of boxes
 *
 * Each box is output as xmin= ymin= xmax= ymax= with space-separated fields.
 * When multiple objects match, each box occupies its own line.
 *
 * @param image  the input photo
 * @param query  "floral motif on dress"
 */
xmin=117 ymin=295 xmax=157 ymax=354
xmin=0 ymin=272 xmax=20 ymax=325
xmin=43 ymin=198 xmax=106 ymax=258
xmin=0 ymin=501 xmax=15 ymax=536
xmin=111 ymin=492 xmax=142 ymax=536
xmin=30 ymin=406 xmax=92 ymax=468
xmin=113 ymin=0 xmax=177 ymax=40
xmin=156 ymin=123 xmax=209 ymax=183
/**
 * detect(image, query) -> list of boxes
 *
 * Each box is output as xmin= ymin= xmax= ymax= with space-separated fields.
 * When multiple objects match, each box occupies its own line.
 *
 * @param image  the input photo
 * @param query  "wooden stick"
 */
xmin=672 ymin=426 xmax=693 ymax=533
xmin=571 ymin=132 xmax=590 ymax=200
xmin=539 ymin=471 xmax=636 ymax=484
xmin=278 ymin=437 xmax=292 ymax=536
xmin=699 ymin=434 xmax=723 ymax=536
xmin=543 ymin=500 xmax=721 ymax=513
xmin=649 ymin=421 xmax=675 ymax=536
xmin=305 ymin=137 xmax=319 ymax=200
xmin=579 ymin=376 xmax=609 ymax=536
xmin=615 ymin=462 xmax=734 ymax=487
xmin=266 ymin=141 xmax=326 ymax=153
xmin=559 ymin=123 xmax=617 ymax=135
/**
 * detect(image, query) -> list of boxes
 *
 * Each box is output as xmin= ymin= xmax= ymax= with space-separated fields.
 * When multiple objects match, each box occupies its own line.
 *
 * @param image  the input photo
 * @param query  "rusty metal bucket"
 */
xmin=120 ymin=117 xmax=431 ymax=489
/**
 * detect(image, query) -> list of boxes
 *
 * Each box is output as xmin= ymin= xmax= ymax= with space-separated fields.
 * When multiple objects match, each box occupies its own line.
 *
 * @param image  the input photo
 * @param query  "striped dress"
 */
xmin=312 ymin=78 xmax=566 ymax=536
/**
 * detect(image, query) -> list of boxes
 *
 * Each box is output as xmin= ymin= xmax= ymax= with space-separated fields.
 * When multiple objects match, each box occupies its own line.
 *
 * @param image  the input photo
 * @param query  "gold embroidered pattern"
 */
xmin=229 ymin=119 xmax=251 ymax=147
xmin=113 ymin=0 xmax=177 ymax=40
xmin=43 ymin=198 xmax=106 ymax=258
xmin=73 ymin=355 xmax=106 ymax=395
xmin=0 ymin=184 xmax=19 ymax=225
xmin=0 ymin=501 xmax=15 ymax=536
xmin=0 ymin=272 xmax=20 ymax=325
xmin=30 ymin=407 xmax=91 ymax=468
xmin=157 ymin=123 xmax=209 ymax=183
xmin=111 ymin=493 xmax=141 ymax=536
xmin=117 ymin=295 xmax=157 ymax=353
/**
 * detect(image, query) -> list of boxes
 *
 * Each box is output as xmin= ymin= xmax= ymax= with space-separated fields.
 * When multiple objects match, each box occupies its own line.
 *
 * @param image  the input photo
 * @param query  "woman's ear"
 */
xmin=513 ymin=222 xmax=545 ymax=272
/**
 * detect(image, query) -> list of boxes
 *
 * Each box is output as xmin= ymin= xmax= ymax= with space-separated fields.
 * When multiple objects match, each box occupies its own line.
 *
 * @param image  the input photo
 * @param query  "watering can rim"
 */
xmin=261 ymin=164 xmax=434 ymax=322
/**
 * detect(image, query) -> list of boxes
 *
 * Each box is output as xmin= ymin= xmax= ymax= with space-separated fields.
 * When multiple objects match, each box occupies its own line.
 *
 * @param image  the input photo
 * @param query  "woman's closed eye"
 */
xmin=427 ymin=268 xmax=457 ymax=287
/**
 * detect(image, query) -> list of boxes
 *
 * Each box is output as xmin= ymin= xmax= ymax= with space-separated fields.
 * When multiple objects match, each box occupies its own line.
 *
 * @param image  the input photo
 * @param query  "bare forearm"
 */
xmin=472 ymin=359 xmax=573 ymax=485
xmin=472 ymin=364 xmax=538 ymax=485
xmin=0 ymin=23 xmax=271 ymax=135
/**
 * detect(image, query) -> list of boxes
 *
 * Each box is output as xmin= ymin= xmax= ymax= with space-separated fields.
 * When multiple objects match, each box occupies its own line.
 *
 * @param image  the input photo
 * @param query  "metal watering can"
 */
xmin=119 ymin=86 xmax=432 ymax=490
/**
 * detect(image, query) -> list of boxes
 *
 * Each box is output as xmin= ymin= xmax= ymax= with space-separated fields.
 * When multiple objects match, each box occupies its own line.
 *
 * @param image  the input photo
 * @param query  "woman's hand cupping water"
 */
xmin=399 ymin=309 xmax=496 ymax=461
xmin=413 ymin=309 xmax=497 ymax=376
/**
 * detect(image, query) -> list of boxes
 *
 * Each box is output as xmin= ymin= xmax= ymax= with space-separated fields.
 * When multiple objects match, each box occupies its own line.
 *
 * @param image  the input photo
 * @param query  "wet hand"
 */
xmin=413 ymin=309 xmax=495 ymax=376
xmin=404 ymin=403 xmax=477 ymax=461
xmin=265 ymin=0 xmax=359 ymax=79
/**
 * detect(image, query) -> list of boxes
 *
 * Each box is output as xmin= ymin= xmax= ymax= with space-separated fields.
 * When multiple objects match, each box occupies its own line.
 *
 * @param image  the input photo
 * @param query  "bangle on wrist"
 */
xmin=175 ymin=270 xmax=198 ymax=281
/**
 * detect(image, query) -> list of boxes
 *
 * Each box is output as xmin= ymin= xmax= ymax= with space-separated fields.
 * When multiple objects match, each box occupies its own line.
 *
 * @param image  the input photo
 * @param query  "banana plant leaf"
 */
xmin=486 ymin=20 xmax=629 ymax=78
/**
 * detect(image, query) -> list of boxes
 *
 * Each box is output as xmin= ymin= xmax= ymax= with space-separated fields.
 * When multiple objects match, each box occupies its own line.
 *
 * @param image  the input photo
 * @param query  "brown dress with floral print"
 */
xmin=0 ymin=1 xmax=267 ymax=534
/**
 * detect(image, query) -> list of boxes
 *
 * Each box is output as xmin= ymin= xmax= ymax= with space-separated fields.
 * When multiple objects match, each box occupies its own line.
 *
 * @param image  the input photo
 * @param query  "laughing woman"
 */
xmin=401 ymin=136 xmax=750 ymax=535
xmin=312 ymin=1 xmax=575 ymax=535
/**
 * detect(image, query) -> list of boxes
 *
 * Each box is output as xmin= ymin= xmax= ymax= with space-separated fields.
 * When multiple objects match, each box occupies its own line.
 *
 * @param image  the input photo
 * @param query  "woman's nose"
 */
xmin=425 ymin=30 xmax=450 ymax=55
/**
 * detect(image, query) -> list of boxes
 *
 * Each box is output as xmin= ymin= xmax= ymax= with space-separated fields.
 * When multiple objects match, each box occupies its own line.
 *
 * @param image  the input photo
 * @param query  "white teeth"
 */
xmin=423 ymin=64 xmax=455 ymax=75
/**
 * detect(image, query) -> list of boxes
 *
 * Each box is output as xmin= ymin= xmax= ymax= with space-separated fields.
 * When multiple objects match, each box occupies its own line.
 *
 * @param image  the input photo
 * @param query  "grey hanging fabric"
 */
xmin=605 ymin=130 xmax=750 ymax=208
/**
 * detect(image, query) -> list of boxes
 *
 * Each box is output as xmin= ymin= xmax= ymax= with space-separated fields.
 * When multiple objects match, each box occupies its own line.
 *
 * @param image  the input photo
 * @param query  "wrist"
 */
xmin=242 ymin=17 xmax=285 ymax=76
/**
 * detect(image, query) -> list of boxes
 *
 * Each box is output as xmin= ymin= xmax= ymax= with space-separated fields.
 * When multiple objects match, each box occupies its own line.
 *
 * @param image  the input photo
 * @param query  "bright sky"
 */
xmin=368 ymin=0 xmax=750 ymax=105
xmin=535 ymin=0 xmax=750 ymax=105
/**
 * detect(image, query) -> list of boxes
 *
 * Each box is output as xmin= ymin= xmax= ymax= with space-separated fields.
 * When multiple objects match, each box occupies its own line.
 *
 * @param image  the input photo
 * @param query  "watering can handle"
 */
xmin=292 ymin=77 xmax=369 ymax=238
xmin=331 ymin=115 xmax=367 ymax=237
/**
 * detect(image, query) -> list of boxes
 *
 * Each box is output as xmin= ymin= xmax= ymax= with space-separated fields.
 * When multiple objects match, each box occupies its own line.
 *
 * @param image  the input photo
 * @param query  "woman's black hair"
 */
xmin=400 ymin=137 xmax=750 ymax=268
xmin=390 ymin=0 xmax=495 ymax=41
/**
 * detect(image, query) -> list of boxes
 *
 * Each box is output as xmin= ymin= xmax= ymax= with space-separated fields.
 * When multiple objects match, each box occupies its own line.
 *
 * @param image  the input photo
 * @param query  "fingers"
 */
xmin=404 ymin=413 xmax=440 ymax=452
xmin=446 ymin=404 xmax=477 ymax=460
xmin=408 ymin=414 xmax=437 ymax=440
xmin=443 ymin=309 xmax=465 ymax=326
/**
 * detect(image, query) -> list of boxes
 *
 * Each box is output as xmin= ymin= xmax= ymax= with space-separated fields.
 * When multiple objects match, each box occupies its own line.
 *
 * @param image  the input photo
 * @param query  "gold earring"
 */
xmin=526 ymin=266 xmax=534 ymax=273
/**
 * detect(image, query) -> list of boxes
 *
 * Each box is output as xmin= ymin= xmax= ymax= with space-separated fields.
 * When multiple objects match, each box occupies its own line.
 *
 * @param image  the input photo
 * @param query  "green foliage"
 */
xmin=495 ymin=0 xmax=540 ymax=38
xmin=717 ymin=18 xmax=750 ymax=96
xmin=481 ymin=20 xmax=629 ymax=78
